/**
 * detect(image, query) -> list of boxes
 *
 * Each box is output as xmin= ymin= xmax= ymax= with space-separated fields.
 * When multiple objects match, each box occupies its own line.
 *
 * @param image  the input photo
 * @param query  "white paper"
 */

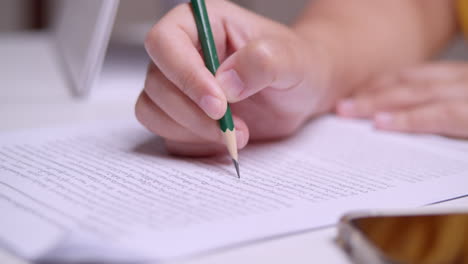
xmin=0 ymin=116 xmax=467 ymax=262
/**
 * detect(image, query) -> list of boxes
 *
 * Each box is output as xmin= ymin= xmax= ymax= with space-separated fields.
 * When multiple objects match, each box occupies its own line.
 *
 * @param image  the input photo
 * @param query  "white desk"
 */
xmin=1 ymin=33 xmax=467 ymax=264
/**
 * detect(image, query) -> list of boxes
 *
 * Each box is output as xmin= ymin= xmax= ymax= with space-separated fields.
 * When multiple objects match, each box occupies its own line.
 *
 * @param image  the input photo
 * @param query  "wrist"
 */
xmin=292 ymin=21 xmax=351 ymax=115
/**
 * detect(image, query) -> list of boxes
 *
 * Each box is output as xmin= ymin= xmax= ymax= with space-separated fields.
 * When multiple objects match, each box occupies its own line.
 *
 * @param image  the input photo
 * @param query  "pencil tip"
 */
xmin=232 ymin=159 xmax=240 ymax=179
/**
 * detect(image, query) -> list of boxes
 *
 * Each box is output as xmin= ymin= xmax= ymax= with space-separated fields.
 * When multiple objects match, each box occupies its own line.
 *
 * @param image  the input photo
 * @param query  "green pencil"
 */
xmin=190 ymin=0 xmax=240 ymax=178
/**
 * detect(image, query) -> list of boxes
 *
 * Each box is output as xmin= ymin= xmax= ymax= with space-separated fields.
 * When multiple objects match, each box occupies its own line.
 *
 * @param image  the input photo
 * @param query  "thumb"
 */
xmin=215 ymin=38 xmax=307 ymax=102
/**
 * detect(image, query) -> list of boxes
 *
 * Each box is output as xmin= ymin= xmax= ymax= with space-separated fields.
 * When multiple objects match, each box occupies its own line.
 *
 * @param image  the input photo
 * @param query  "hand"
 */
xmin=136 ymin=0 xmax=334 ymax=156
xmin=336 ymin=63 xmax=468 ymax=139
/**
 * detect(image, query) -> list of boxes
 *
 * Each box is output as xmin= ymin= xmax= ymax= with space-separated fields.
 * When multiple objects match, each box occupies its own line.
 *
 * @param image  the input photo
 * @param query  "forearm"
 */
xmin=293 ymin=0 xmax=457 ymax=108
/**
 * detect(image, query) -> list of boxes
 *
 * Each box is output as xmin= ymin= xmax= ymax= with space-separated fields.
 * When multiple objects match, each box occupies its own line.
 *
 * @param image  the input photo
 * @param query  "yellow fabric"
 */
xmin=459 ymin=0 xmax=468 ymax=38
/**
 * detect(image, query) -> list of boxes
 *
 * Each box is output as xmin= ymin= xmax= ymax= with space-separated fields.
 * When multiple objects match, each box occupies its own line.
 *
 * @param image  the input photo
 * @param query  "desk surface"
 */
xmin=1 ymin=33 xmax=467 ymax=264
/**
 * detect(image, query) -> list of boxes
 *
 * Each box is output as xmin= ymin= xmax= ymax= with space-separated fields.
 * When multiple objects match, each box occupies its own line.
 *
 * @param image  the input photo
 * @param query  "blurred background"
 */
xmin=0 ymin=0 xmax=309 ymax=43
xmin=1 ymin=0 xmax=465 ymax=93
xmin=0 ymin=0 xmax=309 ymax=99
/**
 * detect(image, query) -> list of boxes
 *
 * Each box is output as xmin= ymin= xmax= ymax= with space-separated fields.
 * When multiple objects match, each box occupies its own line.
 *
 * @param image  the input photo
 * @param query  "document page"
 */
xmin=0 ymin=116 xmax=467 ymax=262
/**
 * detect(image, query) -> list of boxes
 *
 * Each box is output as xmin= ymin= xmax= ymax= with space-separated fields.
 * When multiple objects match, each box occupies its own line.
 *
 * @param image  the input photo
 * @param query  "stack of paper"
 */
xmin=0 ymin=116 xmax=467 ymax=262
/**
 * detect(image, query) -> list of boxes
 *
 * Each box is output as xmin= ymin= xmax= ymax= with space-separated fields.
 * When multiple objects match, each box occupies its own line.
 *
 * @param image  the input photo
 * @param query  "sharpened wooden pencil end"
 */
xmin=233 ymin=159 xmax=240 ymax=178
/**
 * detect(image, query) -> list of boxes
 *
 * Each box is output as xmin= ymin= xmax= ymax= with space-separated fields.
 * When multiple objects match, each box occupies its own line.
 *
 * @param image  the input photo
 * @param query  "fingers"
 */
xmin=135 ymin=91 xmax=206 ymax=143
xmin=336 ymin=63 xmax=468 ymax=139
xmin=395 ymin=63 xmax=468 ymax=83
xmin=144 ymin=64 xmax=222 ymax=143
xmin=337 ymin=80 xmax=468 ymax=117
xmin=135 ymin=91 xmax=250 ymax=155
xmin=360 ymin=63 xmax=468 ymax=93
xmin=337 ymin=86 xmax=420 ymax=117
xmin=165 ymin=115 xmax=250 ymax=157
xmin=374 ymin=101 xmax=468 ymax=139
xmin=216 ymin=37 xmax=307 ymax=102
xmin=145 ymin=3 xmax=227 ymax=120
xmin=337 ymin=64 xmax=468 ymax=118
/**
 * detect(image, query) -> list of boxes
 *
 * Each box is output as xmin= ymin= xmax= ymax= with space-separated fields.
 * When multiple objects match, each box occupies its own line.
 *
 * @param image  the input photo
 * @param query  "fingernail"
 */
xmin=217 ymin=69 xmax=245 ymax=101
xmin=200 ymin=95 xmax=225 ymax=119
xmin=375 ymin=112 xmax=394 ymax=128
xmin=337 ymin=99 xmax=356 ymax=116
